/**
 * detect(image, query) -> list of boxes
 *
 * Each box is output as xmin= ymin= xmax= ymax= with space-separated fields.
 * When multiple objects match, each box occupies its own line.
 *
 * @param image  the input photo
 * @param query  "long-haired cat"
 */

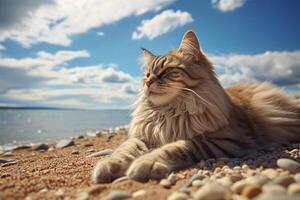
xmin=92 ymin=29 xmax=300 ymax=183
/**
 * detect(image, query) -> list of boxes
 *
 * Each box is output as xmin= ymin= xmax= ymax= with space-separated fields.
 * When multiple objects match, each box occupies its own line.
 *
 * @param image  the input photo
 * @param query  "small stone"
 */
xmin=229 ymin=173 xmax=243 ymax=182
xmin=185 ymin=174 xmax=206 ymax=187
xmin=231 ymin=194 xmax=247 ymax=200
xmin=179 ymin=187 xmax=189 ymax=194
xmin=86 ymin=149 xmax=95 ymax=153
xmin=160 ymin=179 xmax=172 ymax=189
xmin=0 ymin=159 xmax=9 ymax=164
xmin=167 ymin=173 xmax=177 ymax=185
xmin=232 ymin=180 xmax=249 ymax=194
xmin=192 ymin=180 xmax=203 ymax=187
xmin=103 ymin=190 xmax=131 ymax=200
xmin=13 ymin=145 xmax=31 ymax=150
xmin=84 ymin=143 xmax=93 ymax=147
xmin=217 ymin=177 xmax=232 ymax=187
xmin=112 ymin=176 xmax=129 ymax=184
xmin=76 ymin=192 xmax=89 ymax=200
xmin=55 ymin=189 xmax=64 ymax=196
xmin=254 ymin=193 xmax=300 ymax=200
xmin=132 ymin=190 xmax=146 ymax=198
xmin=261 ymin=168 xmax=278 ymax=179
xmin=55 ymin=139 xmax=75 ymax=149
xmin=193 ymin=182 xmax=231 ymax=200
xmin=288 ymin=183 xmax=300 ymax=195
xmin=246 ymin=175 xmax=269 ymax=185
xmin=32 ymin=143 xmax=49 ymax=151
xmin=272 ymin=175 xmax=295 ymax=187
xmin=277 ymin=158 xmax=300 ymax=173
xmin=87 ymin=149 xmax=114 ymax=158
xmin=262 ymin=184 xmax=286 ymax=194
xmin=39 ymin=188 xmax=48 ymax=193
xmin=86 ymin=185 xmax=105 ymax=195
xmin=71 ymin=150 xmax=80 ymax=155
xmin=2 ymin=151 xmax=14 ymax=157
xmin=167 ymin=192 xmax=188 ymax=200
xmin=241 ymin=184 xmax=262 ymax=199
xmin=1 ymin=161 xmax=17 ymax=167
xmin=77 ymin=135 xmax=85 ymax=139
xmin=294 ymin=173 xmax=300 ymax=182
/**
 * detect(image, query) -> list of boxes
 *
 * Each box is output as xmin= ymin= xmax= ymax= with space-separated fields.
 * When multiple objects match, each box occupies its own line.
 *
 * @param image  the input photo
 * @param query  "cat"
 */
xmin=92 ymin=29 xmax=300 ymax=183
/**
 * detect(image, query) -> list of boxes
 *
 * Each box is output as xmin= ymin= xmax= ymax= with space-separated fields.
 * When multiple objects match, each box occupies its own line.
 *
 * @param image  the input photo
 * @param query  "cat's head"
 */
xmin=141 ymin=29 xmax=215 ymax=106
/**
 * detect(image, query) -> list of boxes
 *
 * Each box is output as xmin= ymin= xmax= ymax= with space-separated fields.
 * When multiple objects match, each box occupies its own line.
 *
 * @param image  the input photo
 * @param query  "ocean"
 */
xmin=0 ymin=109 xmax=131 ymax=149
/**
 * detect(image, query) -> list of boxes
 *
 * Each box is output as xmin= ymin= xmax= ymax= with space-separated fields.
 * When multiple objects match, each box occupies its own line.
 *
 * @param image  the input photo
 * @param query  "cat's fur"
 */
xmin=92 ymin=30 xmax=300 ymax=183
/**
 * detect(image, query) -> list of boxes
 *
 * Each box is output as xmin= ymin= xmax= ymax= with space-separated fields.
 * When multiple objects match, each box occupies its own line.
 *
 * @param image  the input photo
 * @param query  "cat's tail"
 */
xmin=253 ymin=83 xmax=300 ymax=144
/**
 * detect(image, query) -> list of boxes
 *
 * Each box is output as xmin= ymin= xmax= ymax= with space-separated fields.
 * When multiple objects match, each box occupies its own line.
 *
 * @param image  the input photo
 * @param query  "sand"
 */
xmin=1 ymin=131 xmax=300 ymax=200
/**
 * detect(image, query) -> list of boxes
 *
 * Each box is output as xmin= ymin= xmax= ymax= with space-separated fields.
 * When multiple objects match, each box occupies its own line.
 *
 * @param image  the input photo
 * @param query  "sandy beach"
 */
xmin=1 ymin=129 xmax=300 ymax=200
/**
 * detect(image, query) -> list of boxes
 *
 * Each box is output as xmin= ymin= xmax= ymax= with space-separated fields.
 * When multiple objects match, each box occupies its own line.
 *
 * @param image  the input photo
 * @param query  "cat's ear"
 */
xmin=141 ymin=47 xmax=155 ymax=65
xmin=178 ymin=29 xmax=204 ymax=60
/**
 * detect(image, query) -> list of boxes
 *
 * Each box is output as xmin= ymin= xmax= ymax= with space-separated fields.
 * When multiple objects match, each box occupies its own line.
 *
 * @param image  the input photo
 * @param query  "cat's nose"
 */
xmin=145 ymin=78 xmax=154 ymax=87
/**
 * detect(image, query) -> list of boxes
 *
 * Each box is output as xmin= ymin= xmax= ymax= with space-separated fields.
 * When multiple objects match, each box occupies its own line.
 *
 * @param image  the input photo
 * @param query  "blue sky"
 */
xmin=0 ymin=0 xmax=299 ymax=109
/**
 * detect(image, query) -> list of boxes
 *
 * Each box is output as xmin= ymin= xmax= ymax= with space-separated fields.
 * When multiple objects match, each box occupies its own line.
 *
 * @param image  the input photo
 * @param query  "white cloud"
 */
xmin=211 ymin=0 xmax=247 ymax=12
xmin=211 ymin=50 xmax=300 ymax=87
xmin=132 ymin=9 xmax=193 ymax=40
xmin=96 ymin=32 xmax=104 ymax=36
xmin=0 ymin=44 xmax=5 ymax=50
xmin=0 ymin=0 xmax=176 ymax=47
xmin=0 ymin=49 xmax=140 ymax=109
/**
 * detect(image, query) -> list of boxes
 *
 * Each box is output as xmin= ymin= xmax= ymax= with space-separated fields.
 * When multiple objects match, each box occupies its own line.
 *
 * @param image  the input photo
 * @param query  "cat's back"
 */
xmin=225 ymin=82 xmax=300 ymax=143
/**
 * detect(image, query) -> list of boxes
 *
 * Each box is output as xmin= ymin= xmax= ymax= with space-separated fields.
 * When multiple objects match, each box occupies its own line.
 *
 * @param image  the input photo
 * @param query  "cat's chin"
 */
xmin=147 ymin=91 xmax=178 ymax=106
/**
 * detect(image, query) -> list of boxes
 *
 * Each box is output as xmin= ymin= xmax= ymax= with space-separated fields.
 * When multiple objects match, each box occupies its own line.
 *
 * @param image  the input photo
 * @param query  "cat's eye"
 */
xmin=146 ymin=72 xmax=150 ymax=77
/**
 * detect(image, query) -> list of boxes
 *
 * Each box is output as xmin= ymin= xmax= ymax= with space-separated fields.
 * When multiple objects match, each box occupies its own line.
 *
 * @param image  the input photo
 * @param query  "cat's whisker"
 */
xmin=167 ymin=85 xmax=213 ymax=107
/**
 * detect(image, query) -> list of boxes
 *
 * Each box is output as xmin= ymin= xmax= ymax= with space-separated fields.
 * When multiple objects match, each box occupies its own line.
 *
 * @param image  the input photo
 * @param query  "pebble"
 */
xmin=167 ymin=192 xmax=188 ymax=200
xmin=277 ymin=158 xmax=300 ymax=173
xmin=32 ymin=143 xmax=49 ymax=151
xmin=112 ymin=176 xmax=129 ymax=184
xmin=0 ymin=159 xmax=9 ymax=164
xmin=167 ymin=173 xmax=177 ymax=185
xmin=287 ymin=183 xmax=300 ymax=195
xmin=193 ymin=182 xmax=231 ymax=200
xmin=185 ymin=174 xmax=206 ymax=187
xmin=272 ymin=175 xmax=295 ymax=187
xmin=39 ymin=188 xmax=48 ymax=193
xmin=84 ymin=143 xmax=93 ymax=147
xmin=192 ymin=180 xmax=203 ymax=187
xmin=241 ymin=184 xmax=262 ymax=198
xmin=132 ymin=190 xmax=146 ymax=198
xmin=2 ymin=151 xmax=14 ymax=157
xmin=254 ymin=193 xmax=300 ymax=200
xmin=262 ymin=184 xmax=286 ymax=194
xmin=76 ymin=192 xmax=89 ymax=200
xmin=229 ymin=173 xmax=243 ymax=182
xmin=55 ymin=139 xmax=75 ymax=149
xmin=103 ymin=190 xmax=132 ymax=200
xmin=86 ymin=185 xmax=105 ymax=195
xmin=1 ymin=161 xmax=17 ymax=167
xmin=261 ymin=168 xmax=278 ymax=179
xmin=71 ymin=150 xmax=80 ymax=155
xmin=246 ymin=175 xmax=269 ymax=185
xmin=160 ymin=179 xmax=172 ymax=189
xmin=13 ymin=145 xmax=31 ymax=150
xmin=86 ymin=149 xmax=114 ymax=158
xmin=55 ymin=189 xmax=64 ymax=196
xmin=294 ymin=173 xmax=300 ymax=182
xmin=232 ymin=180 xmax=250 ymax=194
xmin=77 ymin=135 xmax=85 ymax=139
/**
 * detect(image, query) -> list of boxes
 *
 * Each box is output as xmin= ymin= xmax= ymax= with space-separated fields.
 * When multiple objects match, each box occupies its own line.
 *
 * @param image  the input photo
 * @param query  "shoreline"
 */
xmin=0 ymin=125 xmax=129 ymax=151
xmin=0 ymin=128 xmax=300 ymax=200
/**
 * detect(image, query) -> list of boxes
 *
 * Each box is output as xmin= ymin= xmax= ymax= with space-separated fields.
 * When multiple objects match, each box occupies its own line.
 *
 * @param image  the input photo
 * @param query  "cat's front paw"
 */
xmin=126 ymin=157 xmax=170 ymax=182
xmin=91 ymin=157 xmax=128 ymax=183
